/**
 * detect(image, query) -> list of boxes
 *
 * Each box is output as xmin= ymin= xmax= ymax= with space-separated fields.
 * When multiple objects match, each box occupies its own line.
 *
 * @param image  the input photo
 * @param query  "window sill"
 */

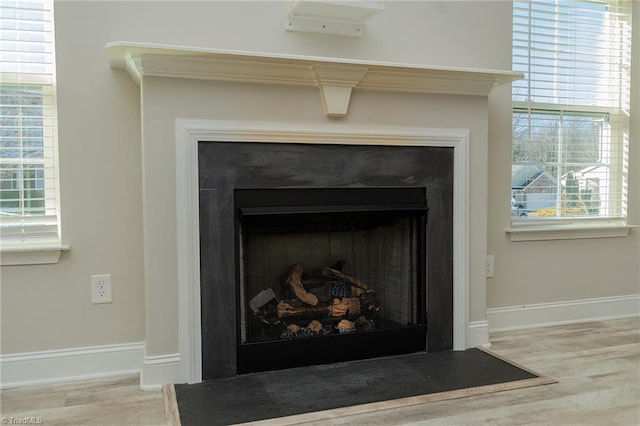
xmin=0 ymin=243 xmax=70 ymax=266
xmin=505 ymin=224 xmax=637 ymax=242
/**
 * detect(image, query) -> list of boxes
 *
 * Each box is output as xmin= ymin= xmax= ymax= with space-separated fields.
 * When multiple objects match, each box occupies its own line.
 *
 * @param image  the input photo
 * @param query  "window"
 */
xmin=512 ymin=0 xmax=631 ymax=230
xmin=0 ymin=0 xmax=63 ymax=263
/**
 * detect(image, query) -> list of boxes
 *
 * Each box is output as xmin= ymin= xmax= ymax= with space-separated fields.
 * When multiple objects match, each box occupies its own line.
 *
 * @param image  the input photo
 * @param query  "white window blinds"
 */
xmin=512 ymin=0 xmax=631 ymax=222
xmin=0 ymin=0 xmax=60 ymax=247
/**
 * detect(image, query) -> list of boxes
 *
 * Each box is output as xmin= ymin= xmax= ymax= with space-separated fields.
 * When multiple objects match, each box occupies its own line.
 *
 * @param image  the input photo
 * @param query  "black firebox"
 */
xmin=235 ymin=188 xmax=428 ymax=374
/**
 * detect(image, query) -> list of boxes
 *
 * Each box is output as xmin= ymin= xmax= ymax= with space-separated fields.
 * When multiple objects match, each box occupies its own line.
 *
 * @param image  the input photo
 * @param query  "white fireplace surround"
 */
xmin=176 ymin=121 xmax=469 ymax=383
xmin=107 ymin=42 xmax=521 ymax=385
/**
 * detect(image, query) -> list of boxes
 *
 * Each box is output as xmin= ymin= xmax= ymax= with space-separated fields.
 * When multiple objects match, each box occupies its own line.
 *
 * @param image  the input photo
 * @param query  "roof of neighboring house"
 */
xmin=512 ymin=165 xmax=558 ymax=190
xmin=512 ymin=165 xmax=542 ymax=189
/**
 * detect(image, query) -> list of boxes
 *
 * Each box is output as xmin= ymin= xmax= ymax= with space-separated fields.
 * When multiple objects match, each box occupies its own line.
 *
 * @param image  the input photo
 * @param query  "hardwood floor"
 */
xmin=1 ymin=317 xmax=638 ymax=425
xmin=0 ymin=375 xmax=166 ymax=426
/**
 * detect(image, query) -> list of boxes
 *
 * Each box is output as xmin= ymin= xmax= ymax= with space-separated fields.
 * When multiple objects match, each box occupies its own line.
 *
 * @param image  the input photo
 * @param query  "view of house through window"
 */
xmin=512 ymin=0 xmax=631 ymax=222
xmin=0 ymin=0 xmax=60 ymax=246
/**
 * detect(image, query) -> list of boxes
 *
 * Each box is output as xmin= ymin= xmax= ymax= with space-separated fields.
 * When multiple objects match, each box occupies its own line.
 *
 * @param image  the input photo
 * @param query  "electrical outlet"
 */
xmin=485 ymin=255 xmax=495 ymax=278
xmin=91 ymin=274 xmax=112 ymax=304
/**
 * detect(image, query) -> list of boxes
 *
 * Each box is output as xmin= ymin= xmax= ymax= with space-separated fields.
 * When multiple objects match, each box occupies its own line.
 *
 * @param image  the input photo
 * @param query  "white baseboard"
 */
xmin=468 ymin=320 xmax=490 ymax=348
xmin=140 ymin=350 xmax=182 ymax=390
xmin=487 ymin=294 xmax=640 ymax=332
xmin=0 ymin=342 xmax=144 ymax=389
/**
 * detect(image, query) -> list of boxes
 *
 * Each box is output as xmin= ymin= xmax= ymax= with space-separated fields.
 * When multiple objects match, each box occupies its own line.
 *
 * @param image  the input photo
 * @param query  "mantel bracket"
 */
xmin=312 ymin=65 xmax=368 ymax=117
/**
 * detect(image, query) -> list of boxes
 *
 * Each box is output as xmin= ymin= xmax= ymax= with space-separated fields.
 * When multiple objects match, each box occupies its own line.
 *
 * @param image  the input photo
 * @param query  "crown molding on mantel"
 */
xmin=106 ymin=41 xmax=523 ymax=117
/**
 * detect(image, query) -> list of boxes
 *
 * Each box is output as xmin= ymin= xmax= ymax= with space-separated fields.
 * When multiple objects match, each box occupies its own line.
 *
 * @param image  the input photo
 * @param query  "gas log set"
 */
xmin=250 ymin=261 xmax=380 ymax=341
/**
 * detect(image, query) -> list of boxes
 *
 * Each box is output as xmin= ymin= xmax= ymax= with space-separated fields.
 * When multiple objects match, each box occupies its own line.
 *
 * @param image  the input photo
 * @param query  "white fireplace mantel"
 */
xmin=106 ymin=41 xmax=522 ymax=117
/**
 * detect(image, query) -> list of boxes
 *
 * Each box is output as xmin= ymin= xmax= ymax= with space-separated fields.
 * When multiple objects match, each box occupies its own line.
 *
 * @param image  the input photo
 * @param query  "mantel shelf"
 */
xmin=106 ymin=41 xmax=523 ymax=117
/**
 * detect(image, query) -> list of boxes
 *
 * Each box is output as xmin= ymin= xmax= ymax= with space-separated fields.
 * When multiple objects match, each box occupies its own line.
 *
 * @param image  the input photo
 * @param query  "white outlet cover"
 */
xmin=485 ymin=255 xmax=495 ymax=278
xmin=91 ymin=274 xmax=112 ymax=304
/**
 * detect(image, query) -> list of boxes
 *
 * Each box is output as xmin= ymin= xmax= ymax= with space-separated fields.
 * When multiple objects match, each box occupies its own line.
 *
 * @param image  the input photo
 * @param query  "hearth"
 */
xmin=199 ymin=141 xmax=454 ymax=380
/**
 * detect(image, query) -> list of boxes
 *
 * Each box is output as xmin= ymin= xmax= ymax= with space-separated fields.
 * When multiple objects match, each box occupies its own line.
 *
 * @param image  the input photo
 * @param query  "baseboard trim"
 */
xmin=487 ymin=294 xmax=640 ymax=332
xmin=140 ymin=350 xmax=182 ymax=390
xmin=468 ymin=320 xmax=490 ymax=348
xmin=0 ymin=342 xmax=144 ymax=389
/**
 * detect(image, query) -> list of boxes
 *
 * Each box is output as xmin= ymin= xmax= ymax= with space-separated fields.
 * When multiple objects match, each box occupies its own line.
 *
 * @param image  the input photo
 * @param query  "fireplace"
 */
xmin=199 ymin=141 xmax=453 ymax=380
xmin=106 ymin=42 xmax=519 ymax=386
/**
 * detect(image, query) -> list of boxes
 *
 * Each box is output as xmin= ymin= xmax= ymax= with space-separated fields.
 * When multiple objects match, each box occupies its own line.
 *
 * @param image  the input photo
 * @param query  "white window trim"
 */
xmin=506 ymin=222 xmax=637 ymax=242
xmin=0 ymin=243 xmax=70 ymax=266
xmin=0 ymin=215 xmax=67 ymax=265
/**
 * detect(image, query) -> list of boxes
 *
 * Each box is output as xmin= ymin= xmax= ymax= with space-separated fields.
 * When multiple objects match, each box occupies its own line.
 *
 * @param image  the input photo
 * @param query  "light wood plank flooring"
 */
xmin=1 ymin=317 xmax=638 ymax=425
xmin=0 ymin=375 xmax=166 ymax=426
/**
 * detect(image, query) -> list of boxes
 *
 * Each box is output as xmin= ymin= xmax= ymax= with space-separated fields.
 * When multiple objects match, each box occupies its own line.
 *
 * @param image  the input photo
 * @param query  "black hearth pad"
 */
xmin=175 ymin=348 xmax=538 ymax=425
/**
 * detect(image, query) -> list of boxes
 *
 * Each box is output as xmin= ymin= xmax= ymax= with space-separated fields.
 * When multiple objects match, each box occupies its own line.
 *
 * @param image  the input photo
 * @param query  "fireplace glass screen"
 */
xmin=235 ymin=188 xmax=428 ymax=372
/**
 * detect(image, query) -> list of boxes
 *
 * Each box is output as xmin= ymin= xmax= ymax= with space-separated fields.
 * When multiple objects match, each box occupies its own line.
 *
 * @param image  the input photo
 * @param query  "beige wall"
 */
xmin=1 ymin=1 xmax=637 ymax=362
